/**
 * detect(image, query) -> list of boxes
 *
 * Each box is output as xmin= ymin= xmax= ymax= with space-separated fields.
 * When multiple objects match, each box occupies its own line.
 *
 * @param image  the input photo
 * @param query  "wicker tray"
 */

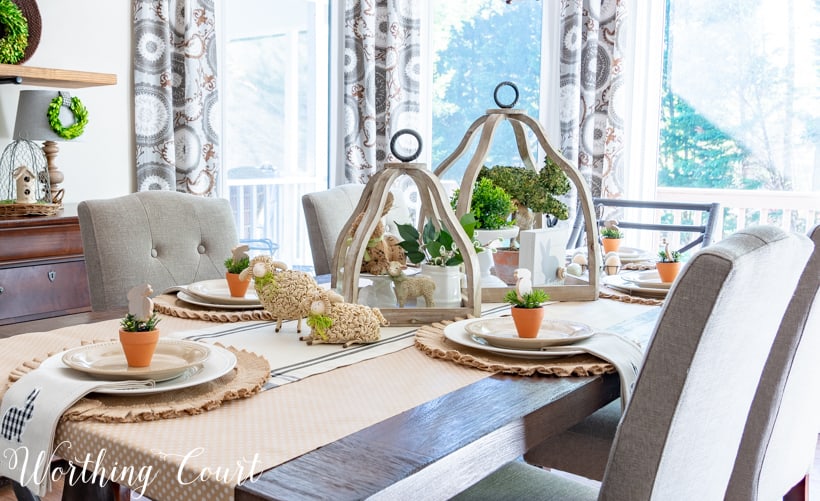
xmin=0 ymin=202 xmax=62 ymax=217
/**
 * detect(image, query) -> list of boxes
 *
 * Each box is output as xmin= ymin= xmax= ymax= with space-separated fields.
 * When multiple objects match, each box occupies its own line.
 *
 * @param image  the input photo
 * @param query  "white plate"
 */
xmin=443 ymin=319 xmax=586 ymax=359
xmin=617 ymin=247 xmax=655 ymax=263
xmin=602 ymin=275 xmax=668 ymax=298
xmin=187 ymin=279 xmax=261 ymax=306
xmin=62 ymin=339 xmax=211 ymax=381
xmin=42 ymin=344 xmax=237 ymax=396
xmin=177 ymin=290 xmax=265 ymax=310
xmin=463 ymin=318 xmax=593 ymax=350
xmin=621 ymin=270 xmax=673 ymax=289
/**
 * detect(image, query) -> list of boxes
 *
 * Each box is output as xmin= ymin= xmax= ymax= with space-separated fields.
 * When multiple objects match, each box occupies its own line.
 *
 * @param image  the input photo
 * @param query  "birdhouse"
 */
xmin=434 ymin=82 xmax=602 ymax=302
xmin=13 ymin=166 xmax=37 ymax=204
xmin=0 ymin=139 xmax=57 ymax=216
xmin=332 ymin=130 xmax=481 ymax=325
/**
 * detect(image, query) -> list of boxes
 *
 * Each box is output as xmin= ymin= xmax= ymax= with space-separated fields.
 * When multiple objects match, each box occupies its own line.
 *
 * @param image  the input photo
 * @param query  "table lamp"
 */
xmin=13 ymin=90 xmax=86 ymax=203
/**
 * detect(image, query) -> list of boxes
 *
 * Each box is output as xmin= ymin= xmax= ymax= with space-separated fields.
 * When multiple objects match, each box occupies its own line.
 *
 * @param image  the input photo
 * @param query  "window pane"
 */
xmin=658 ymin=0 xmax=819 ymax=236
xmin=223 ymin=0 xmax=328 ymax=270
xmin=432 ymin=1 xmax=543 ymax=184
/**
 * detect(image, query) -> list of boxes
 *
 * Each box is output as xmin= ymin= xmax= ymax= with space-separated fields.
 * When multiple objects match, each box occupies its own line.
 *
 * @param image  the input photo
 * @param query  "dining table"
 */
xmin=0 ymin=289 xmax=660 ymax=501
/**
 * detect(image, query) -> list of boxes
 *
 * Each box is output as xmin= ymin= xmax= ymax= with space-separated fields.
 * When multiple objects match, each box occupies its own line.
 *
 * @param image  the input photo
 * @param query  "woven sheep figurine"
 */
xmin=302 ymin=290 xmax=388 ymax=348
xmin=239 ymin=255 xmax=323 ymax=333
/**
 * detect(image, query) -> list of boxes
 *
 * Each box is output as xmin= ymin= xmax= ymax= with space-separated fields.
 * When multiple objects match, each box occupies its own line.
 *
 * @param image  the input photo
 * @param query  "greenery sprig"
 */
xmin=0 ymin=0 xmax=28 ymax=64
xmin=658 ymin=239 xmax=682 ymax=263
xmin=451 ymin=177 xmax=514 ymax=230
xmin=307 ymin=313 xmax=333 ymax=340
xmin=503 ymin=289 xmax=550 ymax=308
xmin=47 ymin=95 xmax=89 ymax=140
xmin=224 ymin=255 xmax=250 ymax=274
xmin=396 ymin=213 xmax=482 ymax=267
xmin=120 ymin=313 xmax=161 ymax=332
xmin=600 ymin=227 xmax=624 ymax=239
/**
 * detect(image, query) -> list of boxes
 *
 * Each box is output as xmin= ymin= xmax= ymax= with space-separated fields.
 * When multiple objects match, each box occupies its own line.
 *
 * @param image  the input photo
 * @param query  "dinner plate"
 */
xmin=602 ymin=274 xmax=668 ymax=298
xmin=62 ymin=339 xmax=211 ymax=381
xmin=443 ymin=319 xmax=586 ymax=359
xmin=621 ymin=270 xmax=673 ymax=289
xmin=463 ymin=318 xmax=593 ymax=350
xmin=617 ymin=247 xmax=655 ymax=263
xmin=187 ymin=279 xmax=261 ymax=306
xmin=42 ymin=344 xmax=237 ymax=396
xmin=177 ymin=290 xmax=265 ymax=310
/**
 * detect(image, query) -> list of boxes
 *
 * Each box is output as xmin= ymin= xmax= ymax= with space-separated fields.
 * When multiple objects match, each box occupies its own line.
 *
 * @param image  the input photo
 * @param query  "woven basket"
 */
xmin=0 ymin=202 xmax=61 ymax=217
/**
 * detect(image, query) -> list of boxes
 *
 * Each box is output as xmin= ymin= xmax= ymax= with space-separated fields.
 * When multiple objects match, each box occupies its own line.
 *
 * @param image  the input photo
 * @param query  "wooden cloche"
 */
xmin=434 ymin=82 xmax=602 ymax=302
xmin=331 ymin=130 xmax=481 ymax=325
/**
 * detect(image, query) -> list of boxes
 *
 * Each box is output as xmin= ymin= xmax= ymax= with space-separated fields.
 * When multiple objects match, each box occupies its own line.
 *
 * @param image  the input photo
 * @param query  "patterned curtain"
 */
xmin=133 ymin=0 xmax=219 ymax=196
xmin=343 ymin=0 xmax=422 ymax=183
xmin=558 ymin=0 xmax=627 ymax=200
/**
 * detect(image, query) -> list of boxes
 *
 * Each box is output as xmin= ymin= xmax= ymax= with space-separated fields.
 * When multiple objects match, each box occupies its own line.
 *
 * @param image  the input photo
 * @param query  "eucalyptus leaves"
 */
xmin=0 ymin=0 xmax=28 ymax=64
xmin=47 ymin=94 xmax=89 ymax=140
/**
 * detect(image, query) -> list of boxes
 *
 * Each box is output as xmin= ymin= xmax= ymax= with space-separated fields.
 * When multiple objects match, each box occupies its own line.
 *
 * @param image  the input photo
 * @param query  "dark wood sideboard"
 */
xmin=0 ymin=204 xmax=91 ymax=326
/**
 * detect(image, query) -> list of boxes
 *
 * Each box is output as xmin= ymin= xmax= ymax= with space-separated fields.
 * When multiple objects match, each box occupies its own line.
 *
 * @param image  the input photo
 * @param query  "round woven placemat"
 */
xmin=414 ymin=320 xmax=617 ymax=377
xmin=9 ymin=344 xmax=271 ymax=423
xmin=153 ymin=293 xmax=277 ymax=322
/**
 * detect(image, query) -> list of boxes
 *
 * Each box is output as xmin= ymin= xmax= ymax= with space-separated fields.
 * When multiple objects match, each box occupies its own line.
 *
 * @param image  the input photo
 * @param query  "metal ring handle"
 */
xmin=493 ymin=81 xmax=519 ymax=109
xmin=389 ymin=129 xmax=422 ymax=162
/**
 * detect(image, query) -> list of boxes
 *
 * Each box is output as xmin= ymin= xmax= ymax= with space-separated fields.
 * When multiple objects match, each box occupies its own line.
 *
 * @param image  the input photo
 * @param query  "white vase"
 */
xmin=419 ymin=263 xmax=462 ymax=308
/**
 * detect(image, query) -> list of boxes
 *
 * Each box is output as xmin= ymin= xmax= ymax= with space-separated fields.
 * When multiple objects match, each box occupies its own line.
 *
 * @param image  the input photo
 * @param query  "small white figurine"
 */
xmin=514 ymin=268 xmax=532 ymax=301
xmin=127 ymin=283 xmax=154 ymax=321
xmin=13 ymin=166 xmax=37 ymax=204
xmin=231 ymin=244 xmax=250 ymax=263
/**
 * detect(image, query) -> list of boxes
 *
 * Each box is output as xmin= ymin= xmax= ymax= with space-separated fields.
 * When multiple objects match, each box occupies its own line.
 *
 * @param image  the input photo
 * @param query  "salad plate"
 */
xmin=61 ymin=339 xmax=211 ymax=381
xmin=621 ymin=270 xmax=673 ymax=289
xmin=602 ymin=274 xmax=668 ymax=298
xmin=186 ymin=279 xmax=260 ymax=306
xmin=616 ymin=247 xmax=655 ymax=263
xmin=463 ymin=318 xmax=593 ymax=350
xmin=177 ymin=290 xmax=265 ymax=310
xmin=443 ymin=319 xmax=586 ymax=359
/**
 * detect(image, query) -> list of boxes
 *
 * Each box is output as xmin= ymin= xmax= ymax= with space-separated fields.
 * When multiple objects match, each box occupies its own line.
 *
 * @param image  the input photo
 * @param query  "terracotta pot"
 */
xmin=118 ymin=328 xmax=160 ymax=367
xmin=601 ymin=238 xmax=622 ymax=253
xmin=656 ymin=261 xmax=682 ymax=283
xmin=510 ymin=306 xmax=545 ymax=338
xmin=491 ymin=248 xmax=519 ymax=285
xmin=225 ymin=272 xmax=251 ymax=297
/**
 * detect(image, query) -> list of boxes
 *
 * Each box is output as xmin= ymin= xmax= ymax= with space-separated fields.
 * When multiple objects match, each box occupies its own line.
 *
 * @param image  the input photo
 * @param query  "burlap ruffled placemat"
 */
xmin=153 ymin=293 xmax=276 ymax=322
xmin=9 ymin=345 xmax=270 ymax=423
xmin=414 ymin=321 xmax=617 ymax=377
xmin=599 ymin=287 xmax=665 ymax=306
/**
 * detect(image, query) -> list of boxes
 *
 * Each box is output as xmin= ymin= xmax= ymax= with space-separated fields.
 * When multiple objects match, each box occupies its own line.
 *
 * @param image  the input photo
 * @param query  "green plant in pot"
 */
xmin=395 ymin=213 xmax=482 ymax=307
xmin=656 ymin=239 xmax=682 ymax=283
xmin=119 ymin=284 xmax=162 ymax=367
xmin=224 ymin=244 xmax=251 ymax=297
xmin=503 ymin=271 xmax=550 ymax=338
xmin=476 ymin=157 xmax=571 ymax=284
xmin=600 ymin=223 xmax=625 ymax=253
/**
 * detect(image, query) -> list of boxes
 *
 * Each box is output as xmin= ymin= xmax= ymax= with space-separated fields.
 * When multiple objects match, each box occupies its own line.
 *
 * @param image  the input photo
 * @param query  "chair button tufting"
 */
xmin=197 ymin=244 xmax=206 ymax=254
xmin=150 ymin=248 xmax=158 ymax=258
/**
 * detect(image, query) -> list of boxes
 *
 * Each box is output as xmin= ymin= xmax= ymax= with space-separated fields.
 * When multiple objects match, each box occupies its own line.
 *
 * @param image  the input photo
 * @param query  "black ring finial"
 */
xmin=493 ymin=81 xmax=519 ymax=109
xmin=389 ymin=129 xmax=422 ymax=162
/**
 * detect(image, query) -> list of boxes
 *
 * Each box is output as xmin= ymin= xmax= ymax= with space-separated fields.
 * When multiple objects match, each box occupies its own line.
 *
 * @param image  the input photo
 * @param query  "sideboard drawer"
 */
xmin=0 ymin=260 xmax=91 ymax=324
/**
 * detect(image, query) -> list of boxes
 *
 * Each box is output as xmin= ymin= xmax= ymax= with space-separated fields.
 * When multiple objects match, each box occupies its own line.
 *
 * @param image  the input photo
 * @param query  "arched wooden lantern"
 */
xmin=434 ymin=82 xmax=602 ymax=302
xmin=331 ymin=131 xmax=481 ymax=325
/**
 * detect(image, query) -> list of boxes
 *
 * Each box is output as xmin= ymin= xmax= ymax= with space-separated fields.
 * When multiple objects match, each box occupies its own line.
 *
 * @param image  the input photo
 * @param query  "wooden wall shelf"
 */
xmin=0 ymin=63 xmax=116 ymax=88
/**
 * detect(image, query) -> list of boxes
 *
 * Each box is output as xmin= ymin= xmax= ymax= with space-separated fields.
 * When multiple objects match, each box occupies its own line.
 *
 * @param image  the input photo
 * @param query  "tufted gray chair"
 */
xmin=78 ymin=191 xmax=238 ymax=311
xmin=454 ymin=225 xmax=813 ymax=500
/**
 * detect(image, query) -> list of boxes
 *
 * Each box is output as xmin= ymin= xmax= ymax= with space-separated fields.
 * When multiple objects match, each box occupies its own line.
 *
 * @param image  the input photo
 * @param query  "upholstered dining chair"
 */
xmin=78 ymin=191 xmax=238 ymax=311
xmin=454 ymin=225 xmax=813 ymax=500
xmin=301 ymin=183 xmax=413 ymax=276
xmin=524 ymin=224 xmax=820 ymax=499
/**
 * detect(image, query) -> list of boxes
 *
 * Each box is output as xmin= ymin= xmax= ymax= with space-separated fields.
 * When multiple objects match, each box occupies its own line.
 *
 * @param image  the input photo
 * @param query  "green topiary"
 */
xmin=478 ymin=156 xmax=571 ymax=221
xmin=451 ymin=177 xmax=514 ymax=230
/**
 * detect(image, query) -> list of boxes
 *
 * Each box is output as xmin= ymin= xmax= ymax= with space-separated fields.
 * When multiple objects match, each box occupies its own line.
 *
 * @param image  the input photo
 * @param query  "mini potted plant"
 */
xmin=600 ymin=223 xmax=625 ymax=253
xmin=225 ymin=244 xmax=251 ymax=297
xmin=656 ymin=239 xmax=682 ymax=283
xmin=119 ymin=284 xmax=161 ymax=367
xmin=503 ymin=269 xmax=550 ymax=338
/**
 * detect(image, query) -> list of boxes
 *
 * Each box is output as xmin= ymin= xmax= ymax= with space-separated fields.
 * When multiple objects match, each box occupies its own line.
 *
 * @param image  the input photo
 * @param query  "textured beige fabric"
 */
xmin=153 ymin=294 xmax=276 ymax=322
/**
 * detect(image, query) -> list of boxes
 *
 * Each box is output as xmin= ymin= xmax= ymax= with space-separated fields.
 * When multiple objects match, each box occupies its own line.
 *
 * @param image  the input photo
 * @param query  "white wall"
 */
xmin=0 ymin=1 xmax=133 ymax=204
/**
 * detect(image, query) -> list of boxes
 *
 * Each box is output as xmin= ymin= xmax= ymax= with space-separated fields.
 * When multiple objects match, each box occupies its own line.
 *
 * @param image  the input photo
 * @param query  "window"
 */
xmin=221 ymin=0 xmax=330 ymax=270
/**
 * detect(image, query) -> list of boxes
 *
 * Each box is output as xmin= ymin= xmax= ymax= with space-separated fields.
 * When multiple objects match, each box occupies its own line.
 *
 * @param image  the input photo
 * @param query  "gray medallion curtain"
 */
xmin=558 ymin=0 xmax=627 ymax=245
xmin=343 ymin=0 xmax=422 ymax=183
xmin=133 ymin=0 xmax=220 ymax=196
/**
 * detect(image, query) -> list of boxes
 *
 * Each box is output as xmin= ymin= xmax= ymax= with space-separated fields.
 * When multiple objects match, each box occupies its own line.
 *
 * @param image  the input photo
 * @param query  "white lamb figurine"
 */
xmin=302 ymin=290 xmax=388 ymax=348
xmin=239 ymin=255 xmax=323 ymax=333
xmin=126 ymin=283 xmax=154 ymax=321
xmin=386 ymin=261 xmax=435 ymax=307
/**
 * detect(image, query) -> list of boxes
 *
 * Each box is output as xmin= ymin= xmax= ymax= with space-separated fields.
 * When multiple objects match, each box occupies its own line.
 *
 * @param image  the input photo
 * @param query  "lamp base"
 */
xmin=42 ymin=140 xmax=64 ymax=203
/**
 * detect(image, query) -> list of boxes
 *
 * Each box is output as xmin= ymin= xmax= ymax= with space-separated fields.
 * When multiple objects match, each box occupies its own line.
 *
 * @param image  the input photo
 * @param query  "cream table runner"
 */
xmin=1 ymin=300 xmax=656 ymax=500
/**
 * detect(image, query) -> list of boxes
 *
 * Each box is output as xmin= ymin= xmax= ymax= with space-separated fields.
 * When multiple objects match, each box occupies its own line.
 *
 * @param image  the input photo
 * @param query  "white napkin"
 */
xmin=540 ymin=332 xmax=643 ymax=412
xmin=0 ymin=354 xmax=153 ymax=496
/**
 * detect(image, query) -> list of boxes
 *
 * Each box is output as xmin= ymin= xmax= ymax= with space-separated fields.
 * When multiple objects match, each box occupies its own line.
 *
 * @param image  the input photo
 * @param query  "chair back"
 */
xmin=301 ymin=184 xmax=413 ymax=276
xmin=599 ymin=225 xmax=812 ymax=500
xmin=725 ymin=224 xmax=820 ymax=500
xmin=79 ymin=191 xmax=238 ymax=310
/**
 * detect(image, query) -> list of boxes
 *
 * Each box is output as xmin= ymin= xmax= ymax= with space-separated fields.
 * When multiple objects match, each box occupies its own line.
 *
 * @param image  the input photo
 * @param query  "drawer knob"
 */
xmin=48 ymin=270 xmax=56 ymax=282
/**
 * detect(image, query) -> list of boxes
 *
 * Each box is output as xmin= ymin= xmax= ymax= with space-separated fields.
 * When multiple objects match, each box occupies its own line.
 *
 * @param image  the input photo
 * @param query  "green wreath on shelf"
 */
xmin=0 ymin=0 xmax=29 ymax=64
xmin=47 ymin=94 xmax=89 ymax=139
